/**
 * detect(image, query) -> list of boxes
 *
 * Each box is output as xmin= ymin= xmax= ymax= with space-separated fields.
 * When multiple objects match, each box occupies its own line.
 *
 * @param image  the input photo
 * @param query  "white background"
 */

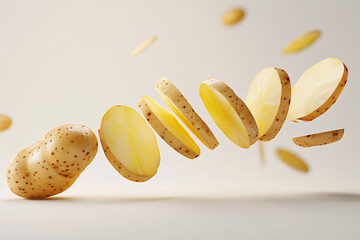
xmin=1 ymin=0 xmax=360 ymax=239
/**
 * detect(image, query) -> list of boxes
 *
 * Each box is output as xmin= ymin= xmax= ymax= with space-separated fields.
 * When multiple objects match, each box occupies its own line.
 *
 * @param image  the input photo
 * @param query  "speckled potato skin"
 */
xmin=292 ymin=129 xmax=344 ymax=147
xmin=138 ymin=97 xmax=199 ymax=159
xmin=155 ymin=77 xmax=219 ymax=150
xmin=296 ymin=64 xmax=348 ymax=122
xmin=259 ymin=68 xmax=291 ymax=141
xmin=203 ymin=78 xmax=259 ymax=145
xmin=6 ymin=124 xmax=98 ymax=199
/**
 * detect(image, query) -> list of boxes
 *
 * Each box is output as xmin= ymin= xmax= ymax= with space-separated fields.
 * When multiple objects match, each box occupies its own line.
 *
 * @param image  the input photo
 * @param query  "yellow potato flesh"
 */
xmin=222 ymin=8 xmax=245 ymax=26
xmin=276 ymin=149 xmax=309 ymax=173
xmin=143 ymin=96 xmax=200 ymax=155
xmin=288 ymin=57 xmax=345 ymax=121
xmin=283 ymin=30 xmax=321 ymax=54
xmin=0 ymin=114 xmax=12 ymax=131
xmin=101 ymin=106 xmax=160 ymax=176
xmin=246 ymin=68 xmax=281 ymax=137
xmin=199 ymin=83 xmax=250 ymax=148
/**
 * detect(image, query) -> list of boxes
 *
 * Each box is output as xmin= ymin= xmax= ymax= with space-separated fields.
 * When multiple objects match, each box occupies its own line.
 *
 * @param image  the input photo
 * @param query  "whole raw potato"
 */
xmin=6 ymin=124 xmax=98 ymax=199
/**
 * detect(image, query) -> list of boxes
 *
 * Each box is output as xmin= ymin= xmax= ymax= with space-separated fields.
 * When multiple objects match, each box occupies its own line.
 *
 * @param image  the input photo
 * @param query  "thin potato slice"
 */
xmin=131 ymin=36 xmax=157 ymax=57
xmin=283 ymin=30 xmax=321 ymax=54
xmin=258 ymin=142 xmax=265 ymax=165
xmin=199 ymin=78 xmax=258 ymax=148
xmin=155 ymin=77 xmax=219 ymax=150
xmin=138 ymin=96 xmax=200 ymax=159
xmin=292 ymin=129 xmax=344 ymax=147
xmin=276 ymin=148 xmax=309 ymax=173
xmin=288 ymin=57 xmax=348 ymax=122
xmin=222 ymin=8 xmax=245 ymax=26
xmin=0 ymin=114 xmax=12 ymax=131
xmin=99 ymin=106 xmax=160 ymax=182
xmin=246 ymin=68 xmax=291 ymax=141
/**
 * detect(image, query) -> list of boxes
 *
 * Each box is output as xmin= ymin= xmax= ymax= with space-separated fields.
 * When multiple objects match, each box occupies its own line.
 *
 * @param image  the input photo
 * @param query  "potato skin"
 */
xmin=292 ymin=129 xmax=344 ymax=147
xmin=6 ymin=124 xmax=98 ymax=199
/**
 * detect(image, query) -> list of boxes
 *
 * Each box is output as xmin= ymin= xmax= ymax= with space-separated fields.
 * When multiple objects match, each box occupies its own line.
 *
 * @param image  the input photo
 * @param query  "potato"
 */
xmin=199 ymin=78 xmax=258 ymax=148
xmin=283 ymin=30 xmax=321 ymax=54
xmin=222 ymin=8 xmax=245 ymax=26
xmin=258 ymin=142 xmax=265 ymax=165
xmin=0 ymin=114 xmax=12 ymax=132
xmin=6 ymin=124 xmax=98 ymax=199
xmin=292 ymin=129 xmax=344 ymax=147
xmin=155 ymin=77 xmax=219 ymax=150
xmin=138 ymin=96 xmax=200 ymax=159
xmin=131 ymin=36 xmax=157 ymax=57
xmin=246 ymin=68 xmax=291 ymax=141
xmin=288 ymin=57 xmax=348 ymax=122
xmin=276 ymin=148 xmax=309 ymax=173
xmin=99 ymin=106 xmax=160 ymax=182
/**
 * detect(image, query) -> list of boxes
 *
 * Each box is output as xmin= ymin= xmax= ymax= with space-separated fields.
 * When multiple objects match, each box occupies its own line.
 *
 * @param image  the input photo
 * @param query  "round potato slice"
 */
xmin=276 ymin=148 xmax=309 ymax=173
xmin=292 ymin=129 xmax=344 ymax=147
xmin=246 ymin=67 xmax=291 ymax=141
xmin=288 ymin=57 xmax=348 ymax=122
xmin=283 ymin=30 xmax=321 ymax=54
xmin=138 ymin=96 xmax=200 ymax=159
xmin=99 ymin=106 xmax=160 ymax=182
xmin=199 ymin=78 xmax=258 ymax=148
xmin=155 ymin=77 xmax=219 ymax=150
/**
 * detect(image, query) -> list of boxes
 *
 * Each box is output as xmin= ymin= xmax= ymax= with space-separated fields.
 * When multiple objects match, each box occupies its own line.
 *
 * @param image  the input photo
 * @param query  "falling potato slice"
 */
xmin=99 ymin=106 xmax=160 ymax=182
xmin=292 ymin=129 xmax=344 ymax=147
xmin=131 ymin=35 xmax=157 ymax=57
xmin=283 ymin=30 xmax=321 ymax=54
xmin=138 ymin=96 xmax=200 ymax=159
xmin=258 ymin=142 xmax=265 ymax=165
xmin=288 ymin=57 xmax=348 ymax=122
xmin=0 ymin=114 xmax=12 ymax=132
xmin=222 ymin=8 xmax=245 ymax=26
xmin=276 ymin=148 xmax=309 ymax=173
xmin=199 ymin=78 xmax=258 ymax=148
xmin=246 ymin=68 xmax=291 ymax=141
xmin=155 ymin=77 xmax=219 ymax=150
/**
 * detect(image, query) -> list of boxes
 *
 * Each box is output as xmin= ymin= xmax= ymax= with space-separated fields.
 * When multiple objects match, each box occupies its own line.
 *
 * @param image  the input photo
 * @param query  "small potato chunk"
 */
xmin=138 ymin=96 xmax=200 ymax=159
xmin=199 ymin=78 xmax=258 ymax=148
xmin=222 ymin=8 xmax=245 ymax=25
xmin=292 ymin=129 xmax=344 ymax=147
xmin=288 ymin=57 xmax=348 ymax=122
xmin=131 ymin=36 xmax=157 ymax=57
xmin=246 ymin=67 xmax=291 ymax=141
xmin=99 ymin=106 xmax=160 ymax=182
xmin=283 ymin=30 xmax=321 ymax=54
xmin=276 ymin=148 xmax=309 ymax=173
xmin=6 ymin=124 xmax=98 ymax=199
xmin=0 ymin=114 xmax=12 ymax=132
xmin=155 ymin=77 xmax=219 ymax=150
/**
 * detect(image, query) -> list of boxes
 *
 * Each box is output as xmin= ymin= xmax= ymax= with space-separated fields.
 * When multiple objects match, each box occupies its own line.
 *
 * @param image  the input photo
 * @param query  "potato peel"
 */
xmin=155 ymin=77 xmax=219 ymax=150
xmin=292 ymin=129 xmax=344 ymax=148
xmin=131 ymin=35 xmax=157 ymax=57
xmin=283 ymin=30 xmax=321 ymax=54
xmin=276 ymin=148 xmax=309 ymax=173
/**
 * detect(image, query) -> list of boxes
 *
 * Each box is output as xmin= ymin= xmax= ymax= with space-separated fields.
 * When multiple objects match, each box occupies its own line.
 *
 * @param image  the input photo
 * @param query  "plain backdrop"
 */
xmin=0 ymin=1 xmax=360 ymax=239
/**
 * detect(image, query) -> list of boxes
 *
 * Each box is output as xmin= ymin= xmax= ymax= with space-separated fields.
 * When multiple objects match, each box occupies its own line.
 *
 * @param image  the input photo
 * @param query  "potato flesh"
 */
xmin=143 ymin=96 xmax=200 ymax=155
xmin=131 ymin=36 xmax=157 ymax=57
xmin=101 ymin=106 xmax=160 ymax=176
xmin=246 ymin=68 xmax=282 ymax=138
xmin=0 ymin=114 xmax=12 ymax=131
xmin=283 ymin=30 xmax=321 ymax=54
xmin=222 ymin=8 xmax=245 ymax=25
xmin=199 ymin=83 xmax=250 ymax=148
xmin=276 ymin=149 xmax=309 ymax=173
xmin=288 ymin=58 xmax=345 ymax=121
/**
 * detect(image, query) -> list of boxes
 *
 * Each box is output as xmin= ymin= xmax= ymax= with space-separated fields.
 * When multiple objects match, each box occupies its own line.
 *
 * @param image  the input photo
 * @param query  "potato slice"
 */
xmin=99 ymin=106 xmax=160 ymax=182
xmin=222 ymin=8 xmax=245 ymax=26
xmin=292 ymin=129 xmax=344 ymax=147
xmin=131 ymin=36 xmax=157 ymax=57
xmin=258 ymin=142 xmax=265 ymax=165
xmin=276 ymin=148 xmax=309 ymax=173
xmin=199 ymin=78 xmax=258 ymax=148
xmin=0 ymin=114 xmax=12 ymax=132
xmin=283 ymin=30 xmax=321 ymax=54
xmin=288 ymin=57 xmax=348 ymax=122
xmin=246 ymin=68 xmax=291 ymax=141
xmin=138 ymin=96 xmax=200 ymax=159
xmin=155 ymin=77 xmax=219 ymax=150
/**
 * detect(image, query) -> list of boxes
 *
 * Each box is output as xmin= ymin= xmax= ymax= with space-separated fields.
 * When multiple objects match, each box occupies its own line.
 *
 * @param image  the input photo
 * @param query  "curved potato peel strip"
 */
xmin=131 ymin=36 xmax=157 ymax=57
xmin=288 ymin=57 xmax=348 ymax=122
xmin=276 ymin=148 xmax=309 ymax=173
xmin=283 ymin=30 xmax=321 ymax=54
xmin=155 ymin=77 xmax=219 ymax=150
xmin=246 ymin=68 xmax=291 ymax=141
xmin=292 ymin=129 xmax=344 ymax=147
